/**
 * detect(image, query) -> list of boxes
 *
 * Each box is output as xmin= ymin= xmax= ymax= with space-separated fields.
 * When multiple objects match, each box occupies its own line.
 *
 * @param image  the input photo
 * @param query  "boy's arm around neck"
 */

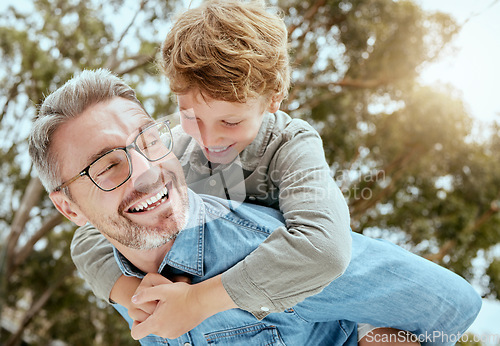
xmin=222 ymin=116 xmax=352 ymax=319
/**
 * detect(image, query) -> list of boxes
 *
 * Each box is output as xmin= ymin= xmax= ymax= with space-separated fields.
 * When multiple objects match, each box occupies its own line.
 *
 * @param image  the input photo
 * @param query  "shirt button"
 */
xmin=209 ymin=179 xmax=216 ymax=186
xmin=184 ymin=343 xmax=191 ymax=346
xmin=260 ymin=306 xmax=270 ymax=312
xmin=248 ymin=196 xmax=256 ymax=201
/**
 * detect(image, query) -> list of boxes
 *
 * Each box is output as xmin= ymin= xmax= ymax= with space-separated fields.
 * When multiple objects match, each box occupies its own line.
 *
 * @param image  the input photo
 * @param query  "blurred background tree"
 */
xmin=0 ymin=0 xmax=498 ymax=344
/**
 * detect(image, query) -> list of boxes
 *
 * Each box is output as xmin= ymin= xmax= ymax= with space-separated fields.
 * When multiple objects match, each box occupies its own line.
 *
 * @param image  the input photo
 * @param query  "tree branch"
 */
xmin=5 ymin=267 xmax=72 ymax=346
xmin=288 ymin=0 xmax=326 ymax=37
xmin=294 ymin=77 xmax=391 ymax=90
xmin=424 ymin=239 xmax=457 ymax=263
xmin=13 ymin=212 xmax=64 ymax=270
xmin=425 ymin=192 xmax=500 ymax=263
xmin=105 ymin=0 xmax=149 ymax=71
xmin=6 ymin=177 xmax=45 ymax=275
xmin=461 ymin=0 xmax=500 ymax=27
xmin=349 ymin=145 xmax=426 ymax=218
xmin=115 ymin=51 xmax=158 ymax=76
xmin=0 ymin=79 xmax=22 ymax=124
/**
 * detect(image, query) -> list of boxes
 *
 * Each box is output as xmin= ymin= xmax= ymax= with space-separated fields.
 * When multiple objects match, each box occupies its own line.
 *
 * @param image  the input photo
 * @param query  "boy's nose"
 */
xmin=199 ymin=122 xmax=224 ymax=147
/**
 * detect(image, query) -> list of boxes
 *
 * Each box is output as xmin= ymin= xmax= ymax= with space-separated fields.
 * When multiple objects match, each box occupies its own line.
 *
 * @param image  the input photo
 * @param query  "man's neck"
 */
xmin=115 ymin=241 xmax=174 ymax=273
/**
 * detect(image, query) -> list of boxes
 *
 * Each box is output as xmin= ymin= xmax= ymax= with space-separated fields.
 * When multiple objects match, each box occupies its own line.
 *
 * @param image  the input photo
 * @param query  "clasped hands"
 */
xmin=127 ymin=272 xmax=235 ymax=340
xmin=127 ymin=273 xmax=201 ymax=340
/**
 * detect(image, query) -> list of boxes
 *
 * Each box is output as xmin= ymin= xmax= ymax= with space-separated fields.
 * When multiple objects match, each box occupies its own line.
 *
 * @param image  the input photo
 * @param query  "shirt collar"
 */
xmin=114 ymin=189 xmax=207 ymax=278
xmin=240 ymin=112 xmax=275 ymax=160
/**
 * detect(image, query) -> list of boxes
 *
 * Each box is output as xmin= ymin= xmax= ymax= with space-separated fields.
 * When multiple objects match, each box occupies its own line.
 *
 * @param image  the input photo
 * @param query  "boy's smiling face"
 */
xmin=177 ymin=90 xmax=280 ymax=164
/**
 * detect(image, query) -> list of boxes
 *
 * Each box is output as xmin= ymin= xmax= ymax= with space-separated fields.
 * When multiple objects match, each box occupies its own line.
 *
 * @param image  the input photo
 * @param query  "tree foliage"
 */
xmin=1 ymin=0 xmax=498 ymax=344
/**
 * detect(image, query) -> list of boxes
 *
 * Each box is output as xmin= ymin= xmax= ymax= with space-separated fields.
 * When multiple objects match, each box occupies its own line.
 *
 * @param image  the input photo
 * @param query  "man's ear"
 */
xmin=267 ymin=94 xmax=284 ymax=114
xmin=49 ymin=191 xmax=88 ymax=226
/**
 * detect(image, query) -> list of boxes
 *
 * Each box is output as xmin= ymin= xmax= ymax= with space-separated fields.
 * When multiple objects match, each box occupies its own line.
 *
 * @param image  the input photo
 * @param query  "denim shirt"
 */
xmin=113 ymin=190 xmax=357 ymax=346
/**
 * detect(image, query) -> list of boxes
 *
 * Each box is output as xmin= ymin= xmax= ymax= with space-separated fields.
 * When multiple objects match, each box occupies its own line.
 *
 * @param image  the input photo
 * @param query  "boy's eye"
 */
xmin=222 ymin=120 xmax=242 ymax=127
xmin=182 ymin=114 xmax=195 ymax=120
xmin=181 ymin=110 xmax=196 ymax=120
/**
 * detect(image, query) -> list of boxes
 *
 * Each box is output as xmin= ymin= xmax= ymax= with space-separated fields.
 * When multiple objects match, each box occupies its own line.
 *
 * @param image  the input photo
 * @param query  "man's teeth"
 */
xmin=207 ymin=146 xmax=229 ymax=153
xmin=133 ymin=186 xmax=168 ymax=212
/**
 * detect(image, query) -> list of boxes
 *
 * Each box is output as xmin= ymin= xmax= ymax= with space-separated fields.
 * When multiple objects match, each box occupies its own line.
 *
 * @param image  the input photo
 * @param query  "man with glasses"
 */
xmin=29 ymin=69 xmax=480 ymax=345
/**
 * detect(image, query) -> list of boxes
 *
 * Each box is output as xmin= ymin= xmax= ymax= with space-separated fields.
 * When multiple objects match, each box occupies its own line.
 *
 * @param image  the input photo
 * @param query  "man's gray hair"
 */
xmin=29 ymin=69 xmax=147 ymax=193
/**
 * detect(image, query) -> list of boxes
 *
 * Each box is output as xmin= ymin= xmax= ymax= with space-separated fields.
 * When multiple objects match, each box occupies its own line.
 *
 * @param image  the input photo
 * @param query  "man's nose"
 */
xmin=129 ymin=149 xmax=160 ymax=193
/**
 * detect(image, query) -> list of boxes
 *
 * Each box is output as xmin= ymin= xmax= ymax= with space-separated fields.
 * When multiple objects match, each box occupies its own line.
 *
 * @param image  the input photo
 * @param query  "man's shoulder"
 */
xmin=200 ymin=194 xmax=285 ymax=233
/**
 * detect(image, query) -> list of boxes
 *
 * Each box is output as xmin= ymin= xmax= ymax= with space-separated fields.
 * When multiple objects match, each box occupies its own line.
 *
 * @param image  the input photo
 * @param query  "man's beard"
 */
xmin=90 ymin=176 xmax=189 ymax=250
xmin=96 ymin=213 xmax=182 ymax=250
xmin=74 ymin=159 xmax=190 ymax=250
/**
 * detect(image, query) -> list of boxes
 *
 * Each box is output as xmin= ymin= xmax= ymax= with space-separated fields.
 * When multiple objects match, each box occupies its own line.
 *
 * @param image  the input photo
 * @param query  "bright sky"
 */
xmin=418 ymin=0 xmax=500 ymax=125
xmin=417 ymin=0 xmax=500 ymax=341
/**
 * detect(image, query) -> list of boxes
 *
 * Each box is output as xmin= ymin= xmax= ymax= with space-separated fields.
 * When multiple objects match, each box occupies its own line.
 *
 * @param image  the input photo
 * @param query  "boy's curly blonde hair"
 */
xmin=160 ymin=0 xmax=290 ymax=103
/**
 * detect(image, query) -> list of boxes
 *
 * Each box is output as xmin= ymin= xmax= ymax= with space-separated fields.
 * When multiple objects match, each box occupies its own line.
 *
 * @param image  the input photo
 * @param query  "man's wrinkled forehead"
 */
xmin=101 ymin=100 xmax=153 ymax=134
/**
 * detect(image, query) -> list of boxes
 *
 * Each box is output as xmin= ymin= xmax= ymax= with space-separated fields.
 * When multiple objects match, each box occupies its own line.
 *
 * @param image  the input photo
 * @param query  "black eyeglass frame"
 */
xmin=52 ymin=120 xmax=173 ymax=193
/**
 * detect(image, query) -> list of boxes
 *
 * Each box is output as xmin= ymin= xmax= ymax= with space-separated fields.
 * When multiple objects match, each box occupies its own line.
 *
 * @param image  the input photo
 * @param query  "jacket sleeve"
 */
xmin=221 ymin=123 xmax=352 ymax=319
xmin=71 ymin=223 xmax=122 ymax=303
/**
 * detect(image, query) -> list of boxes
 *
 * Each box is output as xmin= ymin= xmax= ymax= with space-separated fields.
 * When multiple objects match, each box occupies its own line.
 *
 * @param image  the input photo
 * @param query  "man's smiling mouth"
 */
xmin=127 ymin=183 xmax=170 ymax=213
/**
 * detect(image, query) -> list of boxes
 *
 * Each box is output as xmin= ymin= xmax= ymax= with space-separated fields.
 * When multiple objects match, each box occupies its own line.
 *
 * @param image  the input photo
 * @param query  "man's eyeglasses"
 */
xmin=53 ymin=120 xmax=173 ymax=193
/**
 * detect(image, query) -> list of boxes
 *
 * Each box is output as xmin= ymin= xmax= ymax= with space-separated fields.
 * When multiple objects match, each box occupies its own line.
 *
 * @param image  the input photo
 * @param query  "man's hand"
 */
xmin=129 ymin=273 xmax=237 ymax=340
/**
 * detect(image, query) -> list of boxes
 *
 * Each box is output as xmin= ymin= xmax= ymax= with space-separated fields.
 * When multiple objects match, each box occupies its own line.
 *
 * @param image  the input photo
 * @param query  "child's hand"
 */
xmin=129 ymin=274 xmax=236 ymax=340
xmin=129 ymin=273 xmax=203 ymax=340
xmin=127 ymin=273 xmax=171 ymax=323
xmin=128 ymin=274 xmax=192 ymax=324
xmin=127 ymin=299 xmax=158 ymax=323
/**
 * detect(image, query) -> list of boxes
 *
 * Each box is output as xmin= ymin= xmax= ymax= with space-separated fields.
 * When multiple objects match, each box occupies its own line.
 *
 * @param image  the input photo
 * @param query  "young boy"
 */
xmin=71 ymin=0 xmax=480 ymax=344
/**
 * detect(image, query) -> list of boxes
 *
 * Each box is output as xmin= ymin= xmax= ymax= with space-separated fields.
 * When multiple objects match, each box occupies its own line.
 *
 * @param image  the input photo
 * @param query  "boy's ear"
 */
xmin=49 ymin=191 xmax=88 ymax=226
xmin=267 ymin=94 xmax=284 ymax=114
